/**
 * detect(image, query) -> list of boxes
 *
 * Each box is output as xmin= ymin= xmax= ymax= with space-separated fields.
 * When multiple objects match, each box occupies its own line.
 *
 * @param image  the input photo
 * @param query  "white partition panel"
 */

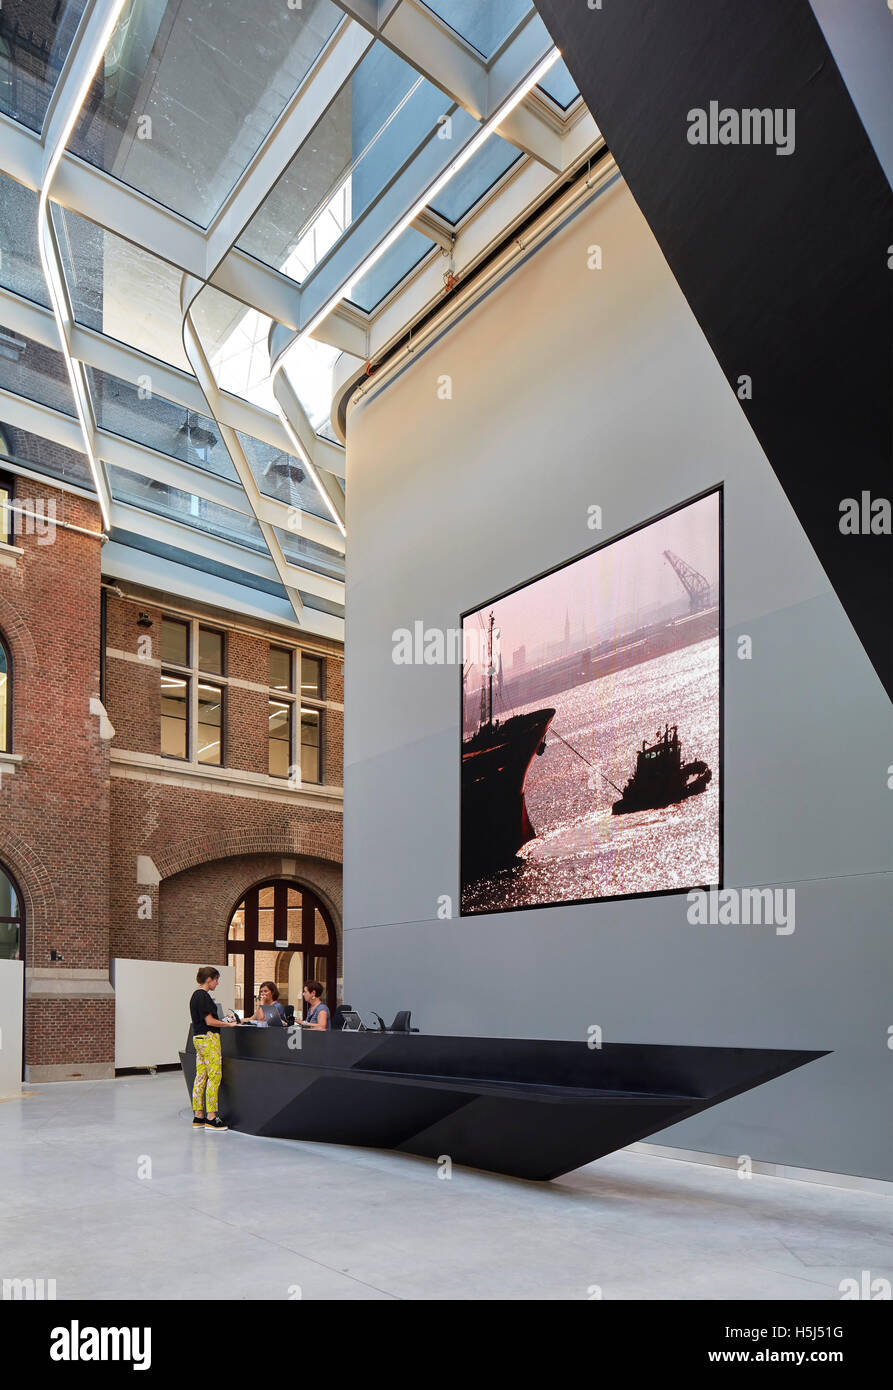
xmin=0 ymin=959 xmax=23 ymax=1097
xmin=111 ymin=960 xmax=235 ymax=1070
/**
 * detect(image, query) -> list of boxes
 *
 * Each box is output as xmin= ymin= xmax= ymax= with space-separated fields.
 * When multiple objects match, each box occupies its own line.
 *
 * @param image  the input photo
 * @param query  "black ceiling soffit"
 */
xmin=534 ymin=0 xmax=892 ymax=700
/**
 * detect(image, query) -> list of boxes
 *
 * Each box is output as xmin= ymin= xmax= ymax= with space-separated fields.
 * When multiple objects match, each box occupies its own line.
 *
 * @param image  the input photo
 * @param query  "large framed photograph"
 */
xmin=460 ymin=487 xmax=723 ymax=915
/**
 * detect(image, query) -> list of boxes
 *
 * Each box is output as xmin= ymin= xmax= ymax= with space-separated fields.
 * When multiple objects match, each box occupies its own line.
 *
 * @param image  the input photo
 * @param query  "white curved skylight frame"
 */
xmin=0 ymin=0 xmax=597 ymax=639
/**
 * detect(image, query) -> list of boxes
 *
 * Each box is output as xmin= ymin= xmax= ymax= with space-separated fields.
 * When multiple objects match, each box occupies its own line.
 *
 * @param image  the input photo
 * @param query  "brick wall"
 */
xmin=0 ymin=477 xmax=114 ymax=1073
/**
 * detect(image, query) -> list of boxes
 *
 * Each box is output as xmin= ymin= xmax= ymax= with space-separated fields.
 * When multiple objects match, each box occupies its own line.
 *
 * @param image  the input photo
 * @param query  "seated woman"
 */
xmin=300 ymin=980 xmax=331 ymax=1030
xmin=245 ymin=980 xmax=287 ymax=1027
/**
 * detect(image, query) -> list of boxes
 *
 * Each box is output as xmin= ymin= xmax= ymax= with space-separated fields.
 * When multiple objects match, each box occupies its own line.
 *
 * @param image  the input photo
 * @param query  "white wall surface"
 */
xmin=112 ymin=959 xmax=235 ymax=1070
xmin=343 ymin=173 xmax=893 ymax=1181
xmin=0 ymin=959 xmax=23 ymax=1097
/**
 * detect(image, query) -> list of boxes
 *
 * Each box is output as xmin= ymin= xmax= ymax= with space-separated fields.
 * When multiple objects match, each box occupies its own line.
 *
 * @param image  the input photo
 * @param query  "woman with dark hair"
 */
xmin=245 ymin=980 xmax=287 ymax=1026
xmin=189 ymin=966 xmax=237 ymax=1131
xmin=300 ymin=980 xmax=330 ymax=1031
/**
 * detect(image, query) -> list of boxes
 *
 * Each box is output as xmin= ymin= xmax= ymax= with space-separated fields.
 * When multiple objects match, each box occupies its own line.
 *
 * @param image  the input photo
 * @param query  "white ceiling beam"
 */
xmin=205 ymin=20 xmax=374 ymax=271
xmin=412 ymin=209 xmax=454 ymax=252
xmin=110 ymin=500 xmax=282 ymax=585
xmin=379 ymin=0 xmax=488 ymax=116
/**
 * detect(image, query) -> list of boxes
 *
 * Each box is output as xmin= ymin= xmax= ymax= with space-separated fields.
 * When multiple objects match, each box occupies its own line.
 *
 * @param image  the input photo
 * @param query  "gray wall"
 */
xmin=343 ymin=174 xmax=893 ymax=1181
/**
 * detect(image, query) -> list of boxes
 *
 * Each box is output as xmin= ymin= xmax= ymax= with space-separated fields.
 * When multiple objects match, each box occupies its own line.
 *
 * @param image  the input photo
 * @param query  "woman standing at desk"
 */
xmin=189 ymin=966 xmax=238 ymax=1130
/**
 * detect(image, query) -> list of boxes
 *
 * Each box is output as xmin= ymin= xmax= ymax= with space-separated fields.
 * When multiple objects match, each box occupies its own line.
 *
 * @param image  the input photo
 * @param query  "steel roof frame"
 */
xmin=0 ymin=0 xmax=595 ymax=640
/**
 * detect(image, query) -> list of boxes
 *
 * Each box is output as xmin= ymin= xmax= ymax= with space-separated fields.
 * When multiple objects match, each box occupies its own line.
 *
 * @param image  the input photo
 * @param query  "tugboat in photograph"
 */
xmin=462 ymin=611 xmax=555 ymax=873
xmin=611 ymin=723 xmax=711 ymax=815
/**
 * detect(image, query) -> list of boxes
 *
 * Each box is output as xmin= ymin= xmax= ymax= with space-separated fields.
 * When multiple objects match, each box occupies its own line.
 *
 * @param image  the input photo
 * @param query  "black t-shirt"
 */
xmin=190 ymin=989 xmax=218 ymax=1037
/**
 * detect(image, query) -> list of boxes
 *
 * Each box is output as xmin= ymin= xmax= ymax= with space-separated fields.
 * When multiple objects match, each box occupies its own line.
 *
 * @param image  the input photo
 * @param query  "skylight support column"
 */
xmin=37 ymin=0 xmax=127 ymax=530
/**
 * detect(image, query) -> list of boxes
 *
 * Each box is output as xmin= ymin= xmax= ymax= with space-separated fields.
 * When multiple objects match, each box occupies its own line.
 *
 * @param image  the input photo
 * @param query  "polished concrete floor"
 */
xmin=0 ymin=1074 xmax=890 ymax=1300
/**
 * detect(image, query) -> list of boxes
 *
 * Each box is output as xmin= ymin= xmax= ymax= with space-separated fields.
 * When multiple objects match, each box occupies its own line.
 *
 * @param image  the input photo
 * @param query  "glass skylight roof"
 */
xmin=429 ymin=135 xmax=523 ymax=224
xmin=347 ymin=227 xmax=433 ymax=313
xmin=238 ymin=43 xmax=449 ymax=282
xmin=0 ymin=328 xmax=75 ymax=418
xmin=0 ymin=0 xmax=87 ymax=133
xmin=538 ymin=58 xmax=581 ymax=110
xmin=53 ymin=204 xmax=191 ymax=372
xmin=0 ymin=0 xmax=595 ymax=635
xmin=87 ymin=367 xmax=239 ymax=482
xmin=421 ymin=0 xmax=533 ymax=59
xmin=68 ymin=0 xmax=343 ymax=226
xmin=0 ymin=421 xmax=93 ymax=490
xmin=0 ymin=174 xmax=51 ymax=308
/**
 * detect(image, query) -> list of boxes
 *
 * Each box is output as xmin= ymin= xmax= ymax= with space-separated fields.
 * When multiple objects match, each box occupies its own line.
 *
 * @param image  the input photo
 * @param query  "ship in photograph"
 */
xmin=610 ymin=723 xmax=712 ymax=815
xmin=461 ymin=612 xmax=555 ymax=874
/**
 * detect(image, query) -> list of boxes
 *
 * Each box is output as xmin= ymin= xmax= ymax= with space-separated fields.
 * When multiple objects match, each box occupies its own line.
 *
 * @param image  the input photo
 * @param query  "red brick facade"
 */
xmin=0 ymin=475 xmax=344 ymax=1079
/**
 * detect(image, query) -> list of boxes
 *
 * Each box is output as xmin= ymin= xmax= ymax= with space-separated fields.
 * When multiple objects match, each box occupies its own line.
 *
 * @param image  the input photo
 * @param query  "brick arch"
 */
xmin=153 ymin=823 xmax=343 ymax=881
xmin=0 ymin=591 xmax=40 ymax=685
xmin=0 ymin=828 xmax=59 ymax=962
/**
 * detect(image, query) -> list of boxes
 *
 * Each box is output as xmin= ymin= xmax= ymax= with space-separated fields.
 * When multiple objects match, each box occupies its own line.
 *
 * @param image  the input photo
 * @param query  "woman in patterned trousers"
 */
xmin=188 ymin=966 xmax=237 ymax=1131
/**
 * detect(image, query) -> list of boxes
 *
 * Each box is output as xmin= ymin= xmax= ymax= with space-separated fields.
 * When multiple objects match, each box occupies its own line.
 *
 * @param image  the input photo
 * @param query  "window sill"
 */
xmin=0 ymin=541 xmax=24 ymax=569
xmin=0 ymin=752 xmax=24 ymax=780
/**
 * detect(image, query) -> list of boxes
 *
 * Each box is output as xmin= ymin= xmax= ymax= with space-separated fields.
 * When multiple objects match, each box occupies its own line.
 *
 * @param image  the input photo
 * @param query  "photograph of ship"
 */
xmin=460 ymin=488 xmax=722 ymax=915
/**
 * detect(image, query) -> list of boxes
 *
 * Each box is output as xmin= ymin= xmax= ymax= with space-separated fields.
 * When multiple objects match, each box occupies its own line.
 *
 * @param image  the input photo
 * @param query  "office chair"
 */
xmin=332 ymin=1003 xmax=353 ymax=1031
xmin=389 ymin=1010 xmax=419 ymax=1033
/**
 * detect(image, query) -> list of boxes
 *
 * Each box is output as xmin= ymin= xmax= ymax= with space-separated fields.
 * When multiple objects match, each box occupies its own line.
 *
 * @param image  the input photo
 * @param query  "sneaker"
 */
xmin=192 ymin=1115 xmax=205 ymax=1128
xmin=204 ymin=1116 xmax=228 ymax=1131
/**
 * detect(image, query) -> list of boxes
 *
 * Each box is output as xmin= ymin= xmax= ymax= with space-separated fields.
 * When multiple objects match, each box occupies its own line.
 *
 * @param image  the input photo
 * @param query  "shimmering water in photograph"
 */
xmin=461 ymin=637 xmax=720 ymax=913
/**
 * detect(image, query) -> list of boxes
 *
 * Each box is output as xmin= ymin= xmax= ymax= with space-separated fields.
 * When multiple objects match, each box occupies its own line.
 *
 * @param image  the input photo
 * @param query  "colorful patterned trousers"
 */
xmin=192 ymin=1031 xmax=222 ymax=1114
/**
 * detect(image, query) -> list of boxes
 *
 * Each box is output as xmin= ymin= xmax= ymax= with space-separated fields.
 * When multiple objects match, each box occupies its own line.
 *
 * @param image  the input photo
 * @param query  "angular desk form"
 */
xmin=180 ymin=1030 xmax=826 ymax=1182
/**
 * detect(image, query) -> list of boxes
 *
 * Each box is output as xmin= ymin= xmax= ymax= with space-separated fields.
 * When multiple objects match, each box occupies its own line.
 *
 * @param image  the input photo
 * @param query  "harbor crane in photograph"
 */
xmin=663 ymin=549 xmax=711 ymax=613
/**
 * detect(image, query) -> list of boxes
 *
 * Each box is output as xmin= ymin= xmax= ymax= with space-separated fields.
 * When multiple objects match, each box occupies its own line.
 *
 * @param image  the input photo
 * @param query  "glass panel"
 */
xmin=257 ymin=908 xmax=274 ymax=942
xmin=268 ymin=699 xmax=290 ymax=777
xmin=422 ymin=0 xmax=532 ymax=58
xmin=300 ymin=707 xmax=321 ymax=784
xmin=160 ymin=671 xmax=188 ymax=757
xmin=538 ymin=58 xmax=580 ymax=110
xmin=287 ymin=907 xmax=302 ymax=944
xmin=228 ymin=903 xmax=245 ymax=942
xmin=269 ymin=646 xmax=292 ymax=693
xmin=301 ymin=655 xmax=322 ymax=700
xmin=428 ymin=136 xmax=522 ymax=224
xmin=277 ymin=529 xmax=345 ymax=582
xmin=0 ymin=423 xmax=92 ymax=490
xmin=252 ymin=950 xmax=281 ymax=1000
xmin=54 ymin=205 xmax=191 ymax=371
xmin=228 ymin=951 xmax=244 ymax=1013
xmin=191 ymin=283 xmax=275 ymax=411
xmin=89 ymin=368 xmax=238 ymax=482
xmin=197 ymin=680 xmax=222 ymax=766
xmin=239 ymin=43 xmax=442 ymax=278
xmin=314 ymin=909 xmax=329 ymax=946
xmin=0 ymin=174 xmax=50 ymax=307
xmin=347 ymin=226 xmax=431 ymax=312
xmin=109 ymin=466 xmax=267 ymax=554
xmin=68 ymin=0 xmax=343 ymax=227
xmin=0 ymin=327 xmax=75 ymax=417
xmin=258 ymin=886 xmax=275 ymax=908
xmin=0 ymin=638 xmax=8 ymax=753
xmin=198 ymin=627 xmax=224 ymax=675
xmin=308 ymin=957 xmax=328 ymax=1002
xmin=239 ymin=432 xmax=333 ymax=519
xmin=0 ymin=0 xmax=88 ymax=133
xmin=160 ymin=617 xmax=189 ymax=666
xmin=280 ymin=337 xmax=341 ymax=437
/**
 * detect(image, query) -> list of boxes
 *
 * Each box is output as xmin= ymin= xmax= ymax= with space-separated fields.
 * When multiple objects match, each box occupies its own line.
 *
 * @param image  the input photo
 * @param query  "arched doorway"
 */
xmin=225 ymin=880 xmax=337 ymax=1020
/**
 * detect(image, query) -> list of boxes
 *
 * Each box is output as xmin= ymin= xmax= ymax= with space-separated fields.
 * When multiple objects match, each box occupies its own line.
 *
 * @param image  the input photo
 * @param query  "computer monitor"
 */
xmin=339 ymin=1010 xmax=364 ymax=1031
xmin=261 ymin=1004 xmax=284 ymax=1028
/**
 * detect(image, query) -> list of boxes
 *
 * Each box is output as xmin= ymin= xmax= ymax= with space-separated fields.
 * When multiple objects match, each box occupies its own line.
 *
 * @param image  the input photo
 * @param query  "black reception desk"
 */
xmin=180 ymin=1029 xmax=826 ymax=1182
